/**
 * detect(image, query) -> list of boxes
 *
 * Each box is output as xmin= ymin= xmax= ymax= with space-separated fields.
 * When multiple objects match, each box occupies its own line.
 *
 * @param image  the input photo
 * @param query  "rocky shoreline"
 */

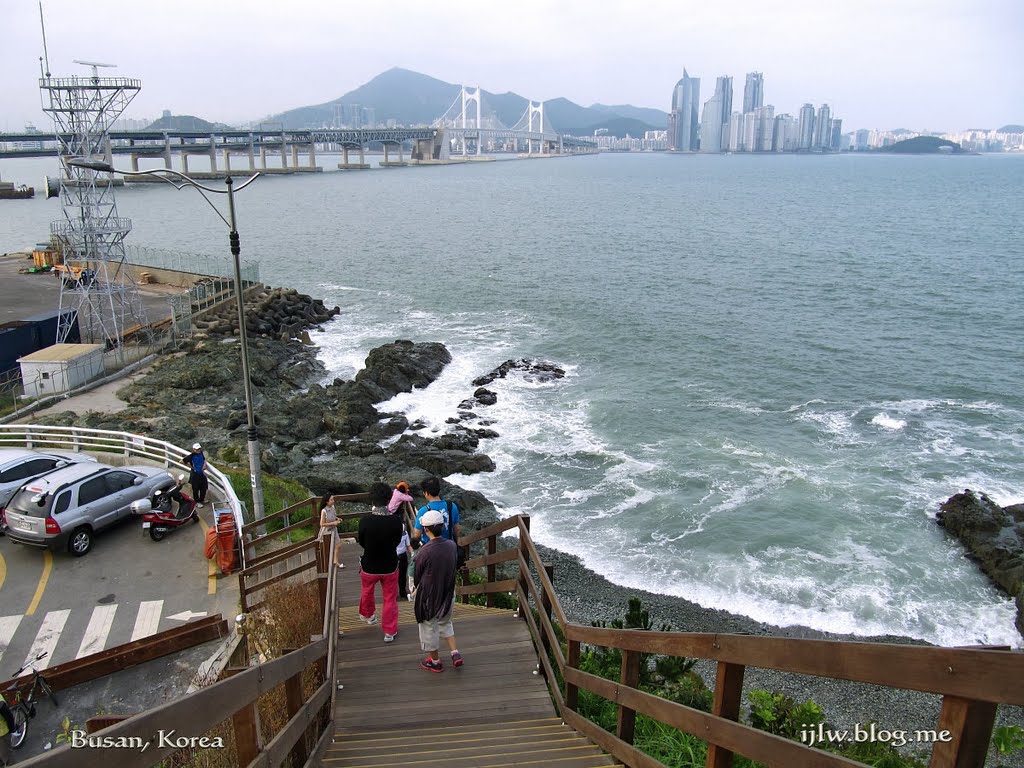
xmin=30 ymin=289 xmax=1024 ymax=762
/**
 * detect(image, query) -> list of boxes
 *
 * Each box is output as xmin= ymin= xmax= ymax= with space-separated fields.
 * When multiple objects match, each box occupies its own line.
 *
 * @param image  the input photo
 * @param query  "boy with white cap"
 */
xmin=414 ymin=507 xmax=463 ymax=672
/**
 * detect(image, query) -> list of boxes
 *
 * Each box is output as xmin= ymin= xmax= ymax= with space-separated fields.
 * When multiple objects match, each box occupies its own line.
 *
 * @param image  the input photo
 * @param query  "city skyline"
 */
xmin=0 ymin=0 xmax=1020 ymax=133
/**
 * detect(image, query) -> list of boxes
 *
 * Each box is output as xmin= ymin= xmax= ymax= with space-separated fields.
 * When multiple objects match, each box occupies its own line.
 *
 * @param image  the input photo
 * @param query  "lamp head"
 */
xmin=66 ymin=158 xmax=115 ymax=173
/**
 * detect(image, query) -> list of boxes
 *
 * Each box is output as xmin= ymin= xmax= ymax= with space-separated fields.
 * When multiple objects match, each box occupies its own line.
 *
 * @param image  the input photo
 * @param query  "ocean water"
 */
xmin=3 ymin=151 xmax=1023 ymax=647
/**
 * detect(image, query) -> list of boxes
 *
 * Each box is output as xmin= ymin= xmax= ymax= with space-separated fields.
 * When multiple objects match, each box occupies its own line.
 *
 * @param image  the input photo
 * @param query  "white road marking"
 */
xmin=130 ymin=600 xmax=163 ymax=641
xmin=77 ymin=604 xmax=118 ymax=659
xmin=23 ymin=609 xmax=70 ymax=670
xmin=0 ymin=615 xmax=23 ymax=664
xmin=166 ymin=610 xmax=207 ymax=622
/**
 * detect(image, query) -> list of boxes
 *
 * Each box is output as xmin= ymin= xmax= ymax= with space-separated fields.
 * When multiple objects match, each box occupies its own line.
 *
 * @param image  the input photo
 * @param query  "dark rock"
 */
xmin=356 ymin=339 xmax=452 ymax=395
xmin=472 ymin=358 xmax=566 ymax=387
xmin=937 ymin=489 xmax=1024 ymax=638
xmin=473 ymin=388 xmax=498 ymax=406
xmin=357 ymin=415 xmax=410 ymax=442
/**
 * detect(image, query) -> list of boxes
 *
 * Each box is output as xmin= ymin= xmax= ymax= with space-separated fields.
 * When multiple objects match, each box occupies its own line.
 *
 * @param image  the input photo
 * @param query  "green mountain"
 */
xmin=875 ymin=136 xmax=963 ymax=154
xmin=145 ymin=114 xmax=232 ymax=132
xmin=261 ymin=67 xmax=660 ymax=137
xmin=589 ymin=103 xmax=668 ymax=128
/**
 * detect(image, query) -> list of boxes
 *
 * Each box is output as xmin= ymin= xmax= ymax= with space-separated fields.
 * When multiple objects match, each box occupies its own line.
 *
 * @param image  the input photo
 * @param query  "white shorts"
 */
xmin=418 ymin=609 xmax=455 ymax=652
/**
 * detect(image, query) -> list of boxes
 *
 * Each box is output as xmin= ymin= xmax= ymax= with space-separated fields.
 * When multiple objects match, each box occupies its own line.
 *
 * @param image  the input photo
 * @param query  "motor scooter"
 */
xmin=130 ymin=474 xmax=199 ymax=541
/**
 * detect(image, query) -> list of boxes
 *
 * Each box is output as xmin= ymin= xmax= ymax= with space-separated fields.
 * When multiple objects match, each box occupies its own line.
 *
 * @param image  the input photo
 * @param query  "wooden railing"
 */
xmin=456 ymin=514 xmax=1024 ymax=768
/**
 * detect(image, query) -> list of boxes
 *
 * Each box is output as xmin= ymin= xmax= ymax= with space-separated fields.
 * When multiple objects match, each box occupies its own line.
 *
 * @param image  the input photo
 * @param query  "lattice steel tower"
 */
xmin=40 ymin=61 xmax=149 ymax=350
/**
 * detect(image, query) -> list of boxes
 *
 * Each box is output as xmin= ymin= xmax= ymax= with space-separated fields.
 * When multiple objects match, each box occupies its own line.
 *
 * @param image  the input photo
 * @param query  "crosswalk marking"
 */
xmin=24 ymin=609 xmax=70 ymax=670
xmin=130 ymin=600 xmax=163 ymax=641
xmin=0 ymin=615 xmax=23 ymax=664
xmin=77 ymin=605 xmax=118 ymax=659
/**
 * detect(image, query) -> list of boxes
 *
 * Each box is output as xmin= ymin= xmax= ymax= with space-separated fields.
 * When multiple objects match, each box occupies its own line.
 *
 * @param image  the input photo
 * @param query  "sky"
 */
xmin=1 ymin=0 xmax=1020 ymax=133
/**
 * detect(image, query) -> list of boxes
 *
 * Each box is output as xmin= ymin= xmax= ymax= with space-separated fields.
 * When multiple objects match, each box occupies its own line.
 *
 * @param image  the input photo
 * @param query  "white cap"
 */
xmin=421 ymin=509 xmax=444 ymax=527
xmin=192 ymin=443 xmax=202 ymax=451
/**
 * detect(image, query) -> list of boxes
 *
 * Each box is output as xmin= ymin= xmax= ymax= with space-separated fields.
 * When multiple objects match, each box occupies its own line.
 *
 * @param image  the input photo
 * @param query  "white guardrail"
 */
xmin=0 ymin=424 xmax=246 ymax=568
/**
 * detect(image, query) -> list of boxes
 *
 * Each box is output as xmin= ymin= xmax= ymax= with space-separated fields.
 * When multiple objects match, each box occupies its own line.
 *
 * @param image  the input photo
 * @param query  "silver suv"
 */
xmin=0 ymin=448 xmax=96 ymax=509
xmin=4 ymin=462 xmax=174 ymax=556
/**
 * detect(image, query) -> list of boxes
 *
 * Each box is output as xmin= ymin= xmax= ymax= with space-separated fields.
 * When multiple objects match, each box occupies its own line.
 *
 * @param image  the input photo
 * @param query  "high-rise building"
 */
xmin=756 ymin=105 xmax=775 ymax=151
xmin=727 ymin=111 xmax=743 ymax=151
xmin=798 ymin=104 xmax=816 ymax=150
xmin=814 ymin=104 xmax=832 ymax=149
xmin=700 ymin=94 xmax=723 ymax=153
xmin=743 ymin=72 xmax=764 ymax=114
xmin=742 ymin=111 xmax=757 ymax=152
xmin=700 ymin=76 xmax=733 ymax=153
xmin=670 ymin=70 xmax=701 ymax=151
xmin=830 ymin=118 xmax=843 ymax=151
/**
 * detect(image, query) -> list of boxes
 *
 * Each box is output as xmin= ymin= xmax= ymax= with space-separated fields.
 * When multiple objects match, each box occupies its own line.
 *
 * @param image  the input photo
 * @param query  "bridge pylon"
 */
xmin=527 ymin=101 xmax=545 ymax=154
xmin=460 ymin=85 xmax=482 ymax=156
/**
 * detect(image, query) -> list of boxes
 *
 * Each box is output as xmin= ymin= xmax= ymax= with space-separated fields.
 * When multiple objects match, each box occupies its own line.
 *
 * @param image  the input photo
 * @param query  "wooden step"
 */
xmin=325 ymin=718 xmax=617 ymax=767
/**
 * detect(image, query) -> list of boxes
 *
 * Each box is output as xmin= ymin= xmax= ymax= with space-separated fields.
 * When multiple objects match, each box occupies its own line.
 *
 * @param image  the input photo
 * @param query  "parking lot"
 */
xmin=0 ymin=499 xmax=238 ymax=676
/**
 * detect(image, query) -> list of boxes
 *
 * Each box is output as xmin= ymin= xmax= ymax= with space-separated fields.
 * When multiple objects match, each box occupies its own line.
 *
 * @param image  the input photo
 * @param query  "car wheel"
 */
xmin=69 ymin=526 xmax=93 ymax=556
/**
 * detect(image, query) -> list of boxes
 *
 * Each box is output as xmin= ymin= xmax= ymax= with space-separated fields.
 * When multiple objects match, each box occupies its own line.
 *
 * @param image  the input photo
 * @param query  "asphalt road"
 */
xmin=0 ymin=500 xmax=236 ymax=675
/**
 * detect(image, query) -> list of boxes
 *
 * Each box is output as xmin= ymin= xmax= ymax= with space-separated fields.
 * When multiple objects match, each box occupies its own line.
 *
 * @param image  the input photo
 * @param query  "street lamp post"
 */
xmin=66 ymin=158 xmax=266 ymax=523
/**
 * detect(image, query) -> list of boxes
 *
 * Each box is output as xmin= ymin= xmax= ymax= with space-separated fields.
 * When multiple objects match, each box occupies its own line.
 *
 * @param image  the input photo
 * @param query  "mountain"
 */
xmin=261 ymin=67 xmax=661 ymax=137
xmin=875 ymin=136 xmax=963 ymax=154
xmin=589 ymin=103 xmax=668 ymax=128
xmin=145 ymin=114 xmax=232 ymax=132
xmin=996 ymin=124 xmax=1023 ymax=133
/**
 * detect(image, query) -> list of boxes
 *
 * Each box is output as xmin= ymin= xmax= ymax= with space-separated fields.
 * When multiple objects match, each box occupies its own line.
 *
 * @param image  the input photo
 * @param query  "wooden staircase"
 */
xmin=324 ymin=718 xmax=622 ymax=767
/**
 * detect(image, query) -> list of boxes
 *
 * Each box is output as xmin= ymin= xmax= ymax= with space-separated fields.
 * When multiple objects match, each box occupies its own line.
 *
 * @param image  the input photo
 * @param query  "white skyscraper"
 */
xmin=814 ymin=104 xmax=832 ymax=149
xmin=670 ymin=70 xmax=701 ymax=151
xmin=798 ymin=104 xmax=816 ymax=150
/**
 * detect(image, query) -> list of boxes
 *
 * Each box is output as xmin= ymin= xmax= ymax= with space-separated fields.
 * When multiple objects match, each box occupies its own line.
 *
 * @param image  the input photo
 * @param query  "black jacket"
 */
xmin=356 ymin=512 xmax=403 ymax=575
xmin=414 ymin=536 xmax=458 ymax=622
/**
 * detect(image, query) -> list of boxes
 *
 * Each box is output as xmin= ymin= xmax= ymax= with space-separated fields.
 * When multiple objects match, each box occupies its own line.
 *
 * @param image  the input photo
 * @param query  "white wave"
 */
xmin=871 ymin=413 xmax=907 ymax=431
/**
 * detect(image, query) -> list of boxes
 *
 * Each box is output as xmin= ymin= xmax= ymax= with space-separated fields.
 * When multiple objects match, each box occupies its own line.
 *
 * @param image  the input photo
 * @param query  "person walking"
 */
xmin=187 ymin=443 xmax=209 ymax=507
xmin=356 ymin=482 xmax=404 ymax=643
xmin=414 ymin=508 xmax=463 ymax=672
xmin=319 ymin=495 xmax=343 ymax=568
xmin=412 ymin=476 xmax=462 ymax=544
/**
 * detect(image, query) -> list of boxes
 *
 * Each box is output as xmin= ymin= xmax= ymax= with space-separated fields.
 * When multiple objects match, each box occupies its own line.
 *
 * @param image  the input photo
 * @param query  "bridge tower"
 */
xmin=527 ymin=101 xmax=545 ymax=154
xmin=40 ymin=61 xmax=150 ymax=353
xmin=460 ymin=85 xmax=482 ymax=156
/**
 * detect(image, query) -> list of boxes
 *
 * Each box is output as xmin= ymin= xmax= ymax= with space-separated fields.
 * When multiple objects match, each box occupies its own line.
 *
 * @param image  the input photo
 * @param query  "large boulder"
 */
xmin=937 ymin=489 xmax=1024 ymax=637
xmin=356 ymin=340 xmax=452 ymax=396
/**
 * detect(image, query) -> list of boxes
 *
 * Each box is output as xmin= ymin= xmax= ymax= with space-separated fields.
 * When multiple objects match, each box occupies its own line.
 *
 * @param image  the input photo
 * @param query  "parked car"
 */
xmin=0 ymin=448 xmax=96 ymax=532
xmin=4 ymin=462 xmax=175 ymax=556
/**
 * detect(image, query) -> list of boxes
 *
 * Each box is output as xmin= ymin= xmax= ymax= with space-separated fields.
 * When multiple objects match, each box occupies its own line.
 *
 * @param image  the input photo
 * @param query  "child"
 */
xmin=388 ymin=481 xmax=414 ymax=513
xmin=396 ymin=523 xmax=415 ymax=601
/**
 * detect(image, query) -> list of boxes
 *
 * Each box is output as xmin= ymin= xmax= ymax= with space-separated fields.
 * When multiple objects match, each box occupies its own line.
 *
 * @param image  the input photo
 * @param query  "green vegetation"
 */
xmin=875 ymin=136 xmax=962 ymax=154
xmin=221 ymin=468 xmax=316 ymax=541
xmin=992 ymin=725 xmax=1024 ymax=766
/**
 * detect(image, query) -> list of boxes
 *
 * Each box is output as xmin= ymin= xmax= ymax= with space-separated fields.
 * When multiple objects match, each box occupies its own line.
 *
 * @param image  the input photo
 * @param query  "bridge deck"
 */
xmin=327 ymin=546 xmax=619 ymax=767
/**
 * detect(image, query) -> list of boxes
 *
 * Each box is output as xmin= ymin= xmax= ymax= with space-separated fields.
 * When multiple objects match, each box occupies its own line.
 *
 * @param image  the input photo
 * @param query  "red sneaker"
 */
xmin=420 ymin=657 xmax=443 ymax=673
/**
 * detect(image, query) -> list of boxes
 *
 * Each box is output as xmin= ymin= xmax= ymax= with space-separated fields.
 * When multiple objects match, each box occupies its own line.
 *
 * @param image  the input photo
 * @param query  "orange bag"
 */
xmin=216 ymin=513 xmax=238 ymax=575
xmin=204 ymin=527 xmax=218 ymax=560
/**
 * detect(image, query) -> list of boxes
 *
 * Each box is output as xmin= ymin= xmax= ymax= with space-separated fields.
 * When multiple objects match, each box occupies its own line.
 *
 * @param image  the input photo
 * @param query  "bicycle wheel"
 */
xmin=9 ymin=705 xmax=28 ymax=749
xmin=40 ymin=677 xmax=59 ymax=706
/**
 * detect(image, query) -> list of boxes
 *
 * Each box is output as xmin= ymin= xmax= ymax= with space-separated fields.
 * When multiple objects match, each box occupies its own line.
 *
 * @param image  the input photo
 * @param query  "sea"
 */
xmin=2 ymin=150 xmax=1022 ymax=648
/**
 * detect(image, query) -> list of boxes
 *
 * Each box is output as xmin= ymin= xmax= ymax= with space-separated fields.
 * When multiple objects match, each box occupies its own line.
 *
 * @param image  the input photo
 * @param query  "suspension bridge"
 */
xmin=0 ymin=84 xmax=597 ymax=173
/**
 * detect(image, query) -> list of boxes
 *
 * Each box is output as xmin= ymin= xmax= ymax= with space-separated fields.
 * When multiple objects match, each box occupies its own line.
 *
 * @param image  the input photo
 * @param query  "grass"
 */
xmin=220 ymin=467 xmax=317 ymax=541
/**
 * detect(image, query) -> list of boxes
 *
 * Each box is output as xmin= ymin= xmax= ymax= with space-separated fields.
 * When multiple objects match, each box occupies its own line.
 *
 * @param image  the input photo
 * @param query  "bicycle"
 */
xmin=4 ymin=652 xmax=59 ymax=750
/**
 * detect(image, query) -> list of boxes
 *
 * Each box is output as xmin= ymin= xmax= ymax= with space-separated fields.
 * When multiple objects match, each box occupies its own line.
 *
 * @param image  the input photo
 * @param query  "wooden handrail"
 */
xmin=564 ymin=626 xmax=1024 ymax=704
xmin=454 ymin=513 xmax=1024 ymax=768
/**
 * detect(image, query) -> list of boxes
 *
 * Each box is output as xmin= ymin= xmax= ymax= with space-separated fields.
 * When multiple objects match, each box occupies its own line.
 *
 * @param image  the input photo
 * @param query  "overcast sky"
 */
xmin=1 ymin=0 xmax=1020 ymax=133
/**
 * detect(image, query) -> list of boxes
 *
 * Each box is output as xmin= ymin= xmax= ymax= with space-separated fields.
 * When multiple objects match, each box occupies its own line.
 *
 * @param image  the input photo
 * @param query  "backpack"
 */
xmin=444 ymin=500 xmax=468 ymax=570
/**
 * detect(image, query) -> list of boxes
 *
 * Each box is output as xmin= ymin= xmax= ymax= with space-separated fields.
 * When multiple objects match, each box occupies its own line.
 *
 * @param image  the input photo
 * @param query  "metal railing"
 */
xmin=0 ymin=424 xmax=245 ymax=564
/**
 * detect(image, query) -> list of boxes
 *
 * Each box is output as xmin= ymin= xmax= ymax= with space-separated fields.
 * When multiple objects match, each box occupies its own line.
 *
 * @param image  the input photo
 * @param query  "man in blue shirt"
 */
xmin=412 ymin=476 xmax=461 ymax=544
xmin=187 ymin=442 xmax=209 ymax=507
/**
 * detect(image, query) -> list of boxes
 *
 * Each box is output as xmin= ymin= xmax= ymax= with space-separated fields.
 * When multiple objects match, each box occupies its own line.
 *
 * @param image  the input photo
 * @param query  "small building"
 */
xmin=18 ymin=343 xmax=105 ymax=398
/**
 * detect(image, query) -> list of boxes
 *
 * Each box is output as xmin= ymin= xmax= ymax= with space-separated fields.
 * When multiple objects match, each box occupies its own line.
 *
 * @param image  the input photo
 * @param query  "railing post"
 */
xmin=929 ymin=695 xmax=997 ymax=768
xmin=486 ymin=534 xmax=498 ymax=608
xmin=238 ymin=571 xmax=248 ymax=613
xmin=224 ymin=666 xmax=262 ymax=765
xmin=282 ymin=649 xmax=310 ymax=768
xmin=566 ymin=638 xmax=580 ymax=712
xmin=617 ymin=649 xmax=641 ymax=745
xmin=540 ymin=562 xmax=554 ymax=658
xmin=517 ymin=517 xmax=530 ymax=621
xmin=706 ymin=661 xmax=746 ymax=768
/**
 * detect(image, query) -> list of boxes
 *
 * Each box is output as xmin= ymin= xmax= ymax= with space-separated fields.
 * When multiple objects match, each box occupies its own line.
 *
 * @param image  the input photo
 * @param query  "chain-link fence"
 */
xmin=126 ymin=244 xmax=259 ymax=284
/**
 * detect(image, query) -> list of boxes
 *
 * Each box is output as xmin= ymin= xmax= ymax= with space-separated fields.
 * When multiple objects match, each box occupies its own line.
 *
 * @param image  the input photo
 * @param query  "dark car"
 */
xmin=4 ymin=462 xmax=174 ymax=556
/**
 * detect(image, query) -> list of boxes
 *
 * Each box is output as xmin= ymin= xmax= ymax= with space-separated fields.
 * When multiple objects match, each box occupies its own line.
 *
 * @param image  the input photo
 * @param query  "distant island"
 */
xmin=874 ymin=136 xmax=964 ymax=154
